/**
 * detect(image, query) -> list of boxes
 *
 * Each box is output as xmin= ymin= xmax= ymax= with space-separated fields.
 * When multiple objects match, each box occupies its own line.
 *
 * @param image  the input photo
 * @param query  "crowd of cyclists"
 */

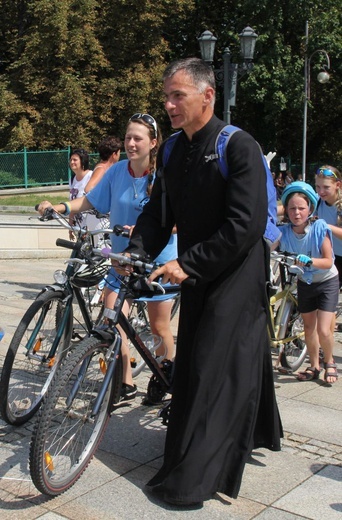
xmin=0 ymin=57 xmax=339 ymax=509
xmin=63 ymin=142 xmax=341 ymax=390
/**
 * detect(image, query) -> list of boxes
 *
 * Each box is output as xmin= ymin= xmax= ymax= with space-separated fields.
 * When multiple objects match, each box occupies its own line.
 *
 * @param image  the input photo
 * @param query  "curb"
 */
xmin=0 ymin=211 xmax=69 ymax=259
xmin=0 ymin=206 xmax=37 ymax=213
xmin=0 ymin=250 xmax=69 ymax=259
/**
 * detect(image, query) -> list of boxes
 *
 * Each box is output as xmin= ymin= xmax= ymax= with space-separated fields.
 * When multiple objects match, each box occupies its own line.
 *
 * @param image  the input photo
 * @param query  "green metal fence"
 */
xmin=0 ymin=148 xmax=127 ymax=189
xmin=0 ymin=147 xmax=338 ymax=190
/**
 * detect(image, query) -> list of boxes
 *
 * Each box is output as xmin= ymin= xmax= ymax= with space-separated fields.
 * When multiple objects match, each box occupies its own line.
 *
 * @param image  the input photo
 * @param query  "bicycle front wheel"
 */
xmin=280 ymin=305 xmax=307 ymax=371
xmin=0 ymin=290 xmax=72 ymax=425
xmin=29 ymin=336 xmax=122 ymax=496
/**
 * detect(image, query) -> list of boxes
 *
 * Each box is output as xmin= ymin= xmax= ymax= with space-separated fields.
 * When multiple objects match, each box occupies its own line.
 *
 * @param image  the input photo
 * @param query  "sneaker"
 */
xmin=119 ymin=383 xmax=137 ymax=402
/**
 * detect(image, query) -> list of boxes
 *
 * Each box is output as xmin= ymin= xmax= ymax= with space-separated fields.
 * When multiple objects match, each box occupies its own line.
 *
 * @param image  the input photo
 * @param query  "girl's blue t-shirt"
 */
xmin=86 ymin=159 xmax=177 ymax=263
xmin=316 ymin=198 xmax=342 ymax=256
xmin=279 ymin=219 xmax=336 ymax=284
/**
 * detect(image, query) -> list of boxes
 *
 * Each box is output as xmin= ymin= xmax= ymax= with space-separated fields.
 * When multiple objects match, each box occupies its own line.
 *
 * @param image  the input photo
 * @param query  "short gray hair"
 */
xmin=163 ymin=57 xmax=216 ymax=104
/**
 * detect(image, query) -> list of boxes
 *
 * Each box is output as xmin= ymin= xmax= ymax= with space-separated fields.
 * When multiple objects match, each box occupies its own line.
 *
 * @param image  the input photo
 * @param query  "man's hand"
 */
xmin=149 ymin=260 xmax=188 ymax=285
xmin=111 ymin=253 xmax=133 ymax=276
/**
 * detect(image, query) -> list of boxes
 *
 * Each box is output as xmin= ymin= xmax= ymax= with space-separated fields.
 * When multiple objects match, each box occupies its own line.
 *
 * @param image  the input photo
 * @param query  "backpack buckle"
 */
xmin=204 ymin=153 xmax=219 ymax=163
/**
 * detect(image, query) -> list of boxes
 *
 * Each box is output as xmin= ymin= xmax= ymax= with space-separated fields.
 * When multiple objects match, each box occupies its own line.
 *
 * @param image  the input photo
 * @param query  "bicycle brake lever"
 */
xmin=149 ymin=281 xmax=166 ymax=294
xmin=37 ymin=207 xmax=55 ymax=221
xmin=288 ymin=265 xmax=304 ymax=275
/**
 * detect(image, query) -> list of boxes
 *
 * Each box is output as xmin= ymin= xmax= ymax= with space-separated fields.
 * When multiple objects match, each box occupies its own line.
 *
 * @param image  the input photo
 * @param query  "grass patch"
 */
xmin=0 ymin=194 xmax=68 ymax=206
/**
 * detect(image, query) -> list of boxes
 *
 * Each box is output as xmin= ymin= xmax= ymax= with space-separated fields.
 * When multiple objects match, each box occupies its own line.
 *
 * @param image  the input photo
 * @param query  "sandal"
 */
xmin=296 ymin=367 xmax=321 ymax=381
xmin=323 ymin=362 xmax=338 ymax=384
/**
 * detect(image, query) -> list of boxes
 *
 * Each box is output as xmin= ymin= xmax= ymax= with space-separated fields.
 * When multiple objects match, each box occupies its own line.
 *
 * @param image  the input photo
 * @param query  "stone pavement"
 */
xmin=0 ymin=257 xmax=341 ymax=520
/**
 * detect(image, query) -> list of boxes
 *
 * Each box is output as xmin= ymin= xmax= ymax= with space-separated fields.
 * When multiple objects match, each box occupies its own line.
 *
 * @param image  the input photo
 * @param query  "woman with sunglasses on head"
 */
xmin=315 ymin=166 xmax=342 ymax=288
xmin=38 ymin=113 xmax=177 ymax=402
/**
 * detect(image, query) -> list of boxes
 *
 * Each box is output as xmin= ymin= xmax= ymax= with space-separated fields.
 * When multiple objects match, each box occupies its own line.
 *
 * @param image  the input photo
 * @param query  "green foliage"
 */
xmin=0 ymin=0 xmax=340 ymax=167
xmin=0 ymin=170 xmax=37 ymax=188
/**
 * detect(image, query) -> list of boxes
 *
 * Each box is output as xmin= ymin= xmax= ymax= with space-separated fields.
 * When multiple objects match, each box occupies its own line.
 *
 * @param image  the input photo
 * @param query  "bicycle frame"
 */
xmin=268 ymin=283 xmax=302 ymax=346
xmin=267 ymin=256 xmax=305 ymax=347
xmin=65 ymin=252 xmax=179 ymax=416
xmin=116 ymin=272 xmax=178 ymax=390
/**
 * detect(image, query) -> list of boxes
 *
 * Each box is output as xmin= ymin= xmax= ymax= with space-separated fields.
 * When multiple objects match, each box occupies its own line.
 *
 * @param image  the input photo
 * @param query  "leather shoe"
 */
xmin=145 ymin=483 xmax=203 ymax=508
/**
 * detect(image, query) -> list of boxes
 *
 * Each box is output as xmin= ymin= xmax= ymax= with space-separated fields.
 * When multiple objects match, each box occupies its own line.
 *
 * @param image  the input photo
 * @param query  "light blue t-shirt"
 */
xmin=86 ymin=159 xmax=177 ymax=263
xmin=316 ymin=198 xmax=342 ymax=256
xmin=279 ymin=219 xmax=338 ymax=284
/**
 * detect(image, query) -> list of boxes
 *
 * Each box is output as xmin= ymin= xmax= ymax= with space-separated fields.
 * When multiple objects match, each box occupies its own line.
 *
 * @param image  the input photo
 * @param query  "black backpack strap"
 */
xmin=157 ymin=166 xmax=167 ymax=228
xmin=158 ymin=132 xmax=181 ymax=228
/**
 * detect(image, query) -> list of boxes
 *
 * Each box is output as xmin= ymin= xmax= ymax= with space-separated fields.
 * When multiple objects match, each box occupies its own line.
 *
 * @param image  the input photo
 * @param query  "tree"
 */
xmin=0 ymin=0 xmax=340 ymax=171
xmin=175 ymin=0 xmax=341 ymax=166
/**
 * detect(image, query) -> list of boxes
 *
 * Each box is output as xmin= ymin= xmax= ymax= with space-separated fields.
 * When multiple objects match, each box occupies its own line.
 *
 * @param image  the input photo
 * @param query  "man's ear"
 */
xmin=203 ymin=86 xmax=215 ymax=106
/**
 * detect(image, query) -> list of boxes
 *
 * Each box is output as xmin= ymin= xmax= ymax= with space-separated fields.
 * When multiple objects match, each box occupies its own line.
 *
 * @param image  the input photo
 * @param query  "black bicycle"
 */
xmin=29 ymin=248 xmax=181 ymax=496
xmin=0 ymin=210 xmax=112 ymax=426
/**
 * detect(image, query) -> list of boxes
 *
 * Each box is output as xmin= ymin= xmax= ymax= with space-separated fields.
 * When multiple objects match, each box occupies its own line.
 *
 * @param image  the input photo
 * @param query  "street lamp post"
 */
xmin=198 ymin=27 xmax=258 ymax=124
xmin=302 ymin=20 xmax=330 ymax=181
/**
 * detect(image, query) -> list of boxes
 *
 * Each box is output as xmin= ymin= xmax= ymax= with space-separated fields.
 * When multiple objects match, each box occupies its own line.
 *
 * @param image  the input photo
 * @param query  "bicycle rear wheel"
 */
xmin=29 ymin=336 xmax=122 ymax=496
xmin=0 ymin=290 xmax=72 ymax=425
xmin=279 ymin=305 xmax=307 ymax=371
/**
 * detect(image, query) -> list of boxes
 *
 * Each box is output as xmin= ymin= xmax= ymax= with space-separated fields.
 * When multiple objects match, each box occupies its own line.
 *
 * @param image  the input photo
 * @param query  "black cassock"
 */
xmin=126 ymin=115 xmax=283 ymax=503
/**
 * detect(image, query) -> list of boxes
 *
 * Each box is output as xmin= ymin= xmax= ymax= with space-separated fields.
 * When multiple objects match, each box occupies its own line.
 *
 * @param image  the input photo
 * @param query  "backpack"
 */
xmin=160 ymin=124 xmax=280 ymax=247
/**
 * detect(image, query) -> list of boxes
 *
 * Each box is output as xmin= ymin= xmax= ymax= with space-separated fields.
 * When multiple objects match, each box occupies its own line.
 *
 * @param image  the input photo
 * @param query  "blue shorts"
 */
xmin=104 ymin=267 xmax=178 ymax=302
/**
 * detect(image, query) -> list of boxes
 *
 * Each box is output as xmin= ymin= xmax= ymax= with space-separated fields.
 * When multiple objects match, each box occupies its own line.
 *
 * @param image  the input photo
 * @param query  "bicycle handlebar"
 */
xmin=113 ymin=224 xmax=130 ymax=238
xmin=35 ymin=206 xmax=130 ymax=240
xmin=34 ymin=208 xmax=191 ymax=285
xmin=271 ymin=251 xmax=296 ymax=264
xmin=271 ymin=251 xmax=304 ymax=275
xmin=94 ymin=246 xmax=197 ymax=288
xmin=94 ymin=248 xmax=155 ymax=271
xmin=56 ymin=238 xmax=83 ymax=251
xmin=34 ymin=206 xmax=116 ymax=238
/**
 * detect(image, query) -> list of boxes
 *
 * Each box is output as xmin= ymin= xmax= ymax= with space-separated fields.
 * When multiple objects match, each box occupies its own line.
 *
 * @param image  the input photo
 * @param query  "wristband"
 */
xmin=59 ymin=201 xmax=71 ymax=216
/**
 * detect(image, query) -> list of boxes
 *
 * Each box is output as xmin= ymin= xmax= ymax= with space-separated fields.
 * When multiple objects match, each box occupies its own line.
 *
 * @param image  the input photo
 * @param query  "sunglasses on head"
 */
xmin=129 ymin=113 xmax=157 ymax=138
xmin=316 ymin=168 xmax=338 ymax=179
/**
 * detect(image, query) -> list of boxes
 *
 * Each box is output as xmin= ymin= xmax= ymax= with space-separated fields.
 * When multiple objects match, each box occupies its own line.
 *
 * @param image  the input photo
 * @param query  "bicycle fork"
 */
xmin=27 ymin=292 xmax=72 ymax=365
xmin=65 ymin=333 xmax=122 ymax=420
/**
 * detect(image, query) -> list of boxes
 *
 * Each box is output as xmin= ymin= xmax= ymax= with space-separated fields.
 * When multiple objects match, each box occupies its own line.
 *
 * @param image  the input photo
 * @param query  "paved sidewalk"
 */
xmin=0 ymin=258 xmax=341 ymax=520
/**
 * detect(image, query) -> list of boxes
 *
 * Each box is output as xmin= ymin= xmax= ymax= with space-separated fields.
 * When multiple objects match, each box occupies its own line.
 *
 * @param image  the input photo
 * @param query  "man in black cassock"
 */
xmin=124 ymin=57 xmax=283 ymax=506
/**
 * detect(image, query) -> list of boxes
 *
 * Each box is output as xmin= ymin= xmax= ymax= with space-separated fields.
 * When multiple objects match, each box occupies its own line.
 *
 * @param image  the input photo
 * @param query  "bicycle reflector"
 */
xmin=44 ymin=451 xmax=54 ymax=472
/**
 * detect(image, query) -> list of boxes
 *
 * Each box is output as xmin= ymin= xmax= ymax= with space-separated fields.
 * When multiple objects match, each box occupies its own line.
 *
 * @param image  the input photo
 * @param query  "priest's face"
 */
xmin=163 ymin=70 xmax=214 ymax=137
